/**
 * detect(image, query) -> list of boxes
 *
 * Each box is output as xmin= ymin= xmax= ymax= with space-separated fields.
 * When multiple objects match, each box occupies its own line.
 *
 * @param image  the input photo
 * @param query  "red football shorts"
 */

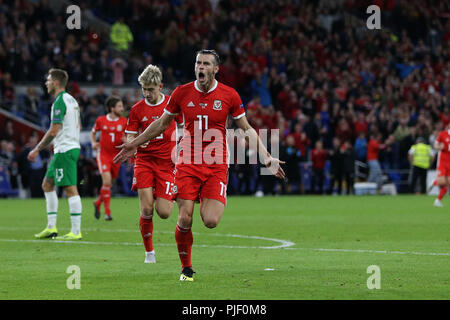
xmin=97 ymin=151 xmax=121 ymax=179
xmin=175 ymin=163 xmax=228 ymax=205
xmin=437 ymin=163 xmax=450 ymax=178
xmin=132 ymin=156 xmax=176 ymax=201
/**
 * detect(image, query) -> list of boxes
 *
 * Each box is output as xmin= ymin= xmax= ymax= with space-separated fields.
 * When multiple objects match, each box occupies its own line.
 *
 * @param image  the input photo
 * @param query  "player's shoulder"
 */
xmin=174 ymin=82 xmax=194 ymax=94
xmin=217 ymin=81 xmax=237 ymax=93
xmin=216 ymin=81 xmax=240 ymax=96
xmin=129 ymin=99 xmax=146 ymax=114
xmin=96 ymin=114 xmax=107 ymax=122
xmin=61 ymin=92 xmax=78 ymax=105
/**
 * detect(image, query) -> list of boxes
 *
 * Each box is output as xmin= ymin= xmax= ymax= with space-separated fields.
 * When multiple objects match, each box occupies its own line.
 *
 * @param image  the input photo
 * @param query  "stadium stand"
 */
xmin=0 ymin=0 xmax=449 ymax=197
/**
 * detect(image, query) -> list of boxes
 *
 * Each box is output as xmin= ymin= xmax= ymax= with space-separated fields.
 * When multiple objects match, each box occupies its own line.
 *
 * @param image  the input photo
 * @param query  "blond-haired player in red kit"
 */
xmin=433 ymin=123 xmax=450 ymax=207
xmin=125 ymin=64 xmax=183 ymax=263
xmin=114 ymin=50 xmax=285 ymax=281
xmin=91 ymin=96 xmax=127 ymax=220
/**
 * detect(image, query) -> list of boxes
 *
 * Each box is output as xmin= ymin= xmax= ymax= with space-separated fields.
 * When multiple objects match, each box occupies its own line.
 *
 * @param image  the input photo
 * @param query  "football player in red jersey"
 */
xmin=125 ymin=64 xmax=184 ymax=264
xmin=114 ymin=50 xmax=285 ymax=281
xmin=91 ymin=96 xmax=127 ymax=220
xmin=433 ymin=123 xmax=450 ymax=207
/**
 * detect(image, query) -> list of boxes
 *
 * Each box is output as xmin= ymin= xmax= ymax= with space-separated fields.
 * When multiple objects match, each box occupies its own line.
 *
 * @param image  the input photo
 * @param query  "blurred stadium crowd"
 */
xmin=1 ymin=0 xmax=449 ymax=197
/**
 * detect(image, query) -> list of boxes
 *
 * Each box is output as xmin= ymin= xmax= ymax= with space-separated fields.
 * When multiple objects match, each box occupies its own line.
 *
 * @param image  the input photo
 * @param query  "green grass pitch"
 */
xmin=0 ymin=195 xmax=448 ymax=300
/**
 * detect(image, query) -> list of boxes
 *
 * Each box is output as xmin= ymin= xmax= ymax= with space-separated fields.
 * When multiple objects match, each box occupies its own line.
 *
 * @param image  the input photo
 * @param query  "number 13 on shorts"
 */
xmin=165 ymin=181 xmax=175 ymax=195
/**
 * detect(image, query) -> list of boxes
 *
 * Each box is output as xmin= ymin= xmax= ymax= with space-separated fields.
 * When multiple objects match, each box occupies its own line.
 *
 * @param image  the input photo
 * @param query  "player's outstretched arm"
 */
xmin=114 ymin=112 xmax=175 ymax=163
xmin=434 ymin=140 xmax=444 ymax=151
xmin=234 ymin=116 xmax=286 ymax=179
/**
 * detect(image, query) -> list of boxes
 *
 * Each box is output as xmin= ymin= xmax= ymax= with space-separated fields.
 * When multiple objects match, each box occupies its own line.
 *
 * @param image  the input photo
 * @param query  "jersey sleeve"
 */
xmin=125 ymin=108 xmax=139 ymax=134
xmin=92 ymin=117 xmax=101 ymax=132
xmin=51 ymin=96 xmax=67 ymax=124
xmin=230 ymin=90 xmax=246 ymax=120
xmin=175 ymin=113 xmax=184 ymax=126
xmin=164 ymin=87 xmax=181 ymax=116
xmin=436 ymin=132 xmax=444 ymax=144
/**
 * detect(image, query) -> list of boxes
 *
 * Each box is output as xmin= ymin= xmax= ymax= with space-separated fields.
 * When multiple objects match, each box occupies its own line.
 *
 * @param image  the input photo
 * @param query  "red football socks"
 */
xmin=175 ymin=224 xmax=193 ymax=268
xmin=100 ymin=186 xmax=111 ymax=215
xmin=438 ymin=186 xmax=447 ymax=201
xmin=139 ymin=216 xmax=154 ymax=252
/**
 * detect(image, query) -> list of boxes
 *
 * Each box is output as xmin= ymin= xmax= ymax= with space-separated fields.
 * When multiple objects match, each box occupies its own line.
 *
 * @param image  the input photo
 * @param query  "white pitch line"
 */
xmin=283 ymin=247 xmax=450 ymax=257
xmin=0 ymin=238 xmax=289 ymax=250
xmin=0 ymin=226 xmax=295 ymax=249
xmin=0 ymin=238 xmax=448 ymax=257
xmin=1 ymin=227 xmax=449 ymax=256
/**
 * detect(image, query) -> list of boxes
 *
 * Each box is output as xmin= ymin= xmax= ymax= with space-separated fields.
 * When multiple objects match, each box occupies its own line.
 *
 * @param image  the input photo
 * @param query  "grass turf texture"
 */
xmin=0 ymin=195 xmax=448 ymax=300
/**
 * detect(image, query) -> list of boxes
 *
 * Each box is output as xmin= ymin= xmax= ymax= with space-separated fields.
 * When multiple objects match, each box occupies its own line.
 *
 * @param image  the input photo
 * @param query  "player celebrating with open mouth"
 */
xmin=115 ymin=50 xmax=285 ymax=281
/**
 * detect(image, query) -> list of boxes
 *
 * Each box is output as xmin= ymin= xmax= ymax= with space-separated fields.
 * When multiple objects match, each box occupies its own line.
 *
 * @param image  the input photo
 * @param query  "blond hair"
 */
xmin=138 ymin=64 xmax=162 ymax=86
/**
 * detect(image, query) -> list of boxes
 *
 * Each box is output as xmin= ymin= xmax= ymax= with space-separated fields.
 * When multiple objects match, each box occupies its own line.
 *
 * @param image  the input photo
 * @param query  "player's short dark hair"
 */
xmin=105 ymin=95 xmax=122 ymax=113
xmin=196 ymin=49 xmax=221 ymax=66
xmin=48 ymin=68 xmax=69 ymax=88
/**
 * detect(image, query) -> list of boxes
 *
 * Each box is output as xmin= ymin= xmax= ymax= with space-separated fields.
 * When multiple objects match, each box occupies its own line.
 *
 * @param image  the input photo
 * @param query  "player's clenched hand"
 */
xmin=114 ymin=142 xmax=137 ymax=163
xmin=265 ymin=157 xmax=286 ymax=179
xmin=27 ymin=148 xmax=39 ymax=162
xmin=91 ymin=142 xmax=99 ymax=150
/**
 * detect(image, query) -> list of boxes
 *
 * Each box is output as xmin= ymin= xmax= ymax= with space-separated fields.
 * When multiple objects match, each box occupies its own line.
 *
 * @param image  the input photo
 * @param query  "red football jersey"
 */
xmin=436 ymin=130 xmax=450 ymax=166
xmin=125 ymin=94 xmax=183 ymax=160
xmin=164 ymin=80 xmax=245 ymax=165
xmin=92 ymin=114 xmax=128 ymax=155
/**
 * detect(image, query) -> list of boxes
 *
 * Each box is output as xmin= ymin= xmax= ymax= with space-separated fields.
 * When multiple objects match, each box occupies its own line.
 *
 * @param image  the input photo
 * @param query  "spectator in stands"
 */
xmin=110 ymin=17 xmax=134 ymax=54
xmin=16 ymin=133 xmax=49 ymax=197
xmin=251 ymin=69 xmax=272 ymax=108
xmin=341 ymin=140 xmax=356 ymax=195
xmin=0 ymin=139 xmax=18 ymax=189
xmin=354 ymin=131 xmax=367 ymax=163
xmin=20 ymin=86 xmax=39 ymax=123
xmin=283 ymin=135 xmax=303 ymax=194
xmin=311 ymin=140 xmax=328 ymax=195
xmin=111 ymin=55 xmax=128 ymax=86
xmin=328 ymin=137 xmax=343 ymax=195
xmin=367 ymin=132 xmax=393 ymax=193
xmin=83 ymin=97 xmax=102 ymax=129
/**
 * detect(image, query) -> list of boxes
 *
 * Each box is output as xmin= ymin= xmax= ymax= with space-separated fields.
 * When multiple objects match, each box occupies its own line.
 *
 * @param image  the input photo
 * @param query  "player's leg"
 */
xmin=35 ymin=175 xmax=58 ymax=239
xmin=199 ymin=167 xmax=228 ymax=228
xmin=100 ymin=171 xmax=113 ymax=219
xmin=175 ymin=198 xmax=195 ymax=281
xmin=54 ymin=149 xmax=83 ymax=240
xmin=138 ymin=187 xmax=156 ymax=263
xmin=199 ymin=198 xmax=225 ymax=229
xmin=153 ymin=167 xmax=175 ymax=219
xmin=434 ymin=174 xmax=447 ymax=207
xmin=174 ymin=164 xmax=204 ymax=281
xmin=155 ymin=198 xmax=174 ymax=219
xmin=63 ymin=185 xmax=82 ymax=239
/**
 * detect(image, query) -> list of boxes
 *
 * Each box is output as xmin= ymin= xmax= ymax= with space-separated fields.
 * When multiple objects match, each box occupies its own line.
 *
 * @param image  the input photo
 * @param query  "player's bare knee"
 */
xmin=155 ymin=201 xmax=172 ymax=219
xmin=203 ymin=219 xmax=218 ymax=229
xmin=155 ymin=208 xmax=171 ymax=219
xmin=177 ymin=215 xmax=193 ymax=228
xmin=202 ymin=215 xmax=220 ymax=229
xmin=42 ymin=180 xmax=54 ymax=192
